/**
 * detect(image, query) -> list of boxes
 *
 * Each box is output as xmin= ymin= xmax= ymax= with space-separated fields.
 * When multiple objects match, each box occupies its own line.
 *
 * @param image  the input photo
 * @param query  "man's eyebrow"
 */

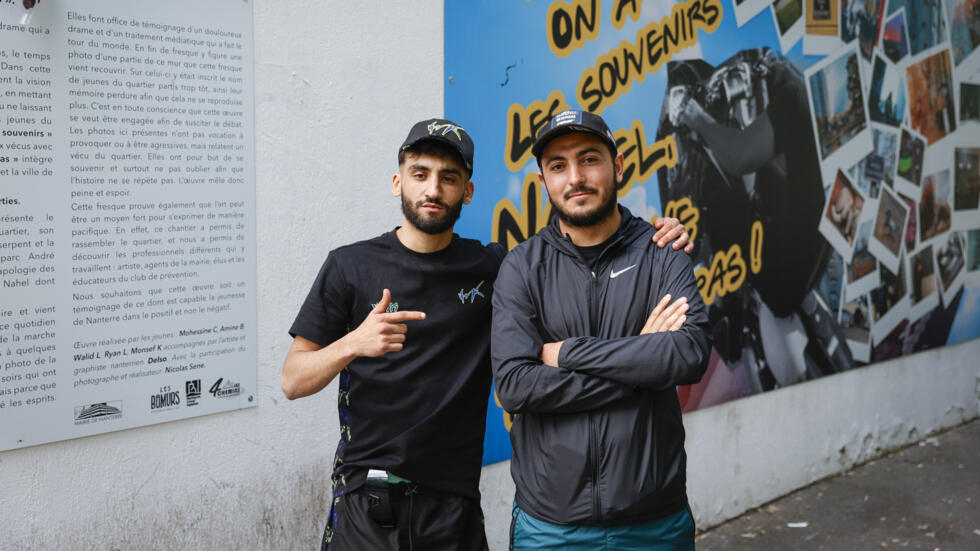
xmin=543 ymin=153 xmax=568 ymax=166
xmin=439 ymin=167 xmax=462 ymax=176
xmin=544 ymin=146 xmax=603 ymax=166
xmin=576 ymin=147 xmax=603 ymax=157
xmin=408 ymin=163 xmax=431 ymax=172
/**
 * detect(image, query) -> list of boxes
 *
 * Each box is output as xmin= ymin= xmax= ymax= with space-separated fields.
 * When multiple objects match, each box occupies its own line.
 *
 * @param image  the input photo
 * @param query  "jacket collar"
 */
xmin=540 ymin=205 xmax=651 ymax=263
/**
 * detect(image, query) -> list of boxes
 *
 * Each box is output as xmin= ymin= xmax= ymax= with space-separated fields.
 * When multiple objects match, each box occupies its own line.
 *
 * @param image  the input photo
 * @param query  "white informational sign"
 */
xmin=0 ymin=0 xmax=256 ymax=451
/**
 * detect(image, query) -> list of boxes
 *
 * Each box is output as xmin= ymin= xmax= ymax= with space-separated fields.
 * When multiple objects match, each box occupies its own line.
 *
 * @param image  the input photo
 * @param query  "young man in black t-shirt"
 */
xmin=282 ymin=118 xmax=692 ymax=551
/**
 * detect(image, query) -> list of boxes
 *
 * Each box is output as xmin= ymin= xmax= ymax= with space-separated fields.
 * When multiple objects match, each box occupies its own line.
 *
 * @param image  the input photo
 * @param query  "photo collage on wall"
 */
xmin=805 ymin=0 xmax=980 ymax=361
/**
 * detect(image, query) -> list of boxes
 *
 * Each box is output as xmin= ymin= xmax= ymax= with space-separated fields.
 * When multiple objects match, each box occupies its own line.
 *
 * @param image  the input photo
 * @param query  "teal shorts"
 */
xmin=510 ymin=504 xmax=695 ymax=551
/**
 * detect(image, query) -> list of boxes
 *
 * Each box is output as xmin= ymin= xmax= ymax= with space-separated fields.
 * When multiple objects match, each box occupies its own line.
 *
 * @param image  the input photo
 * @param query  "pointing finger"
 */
xmin=382 ymin=310 xmax=426 ymax=323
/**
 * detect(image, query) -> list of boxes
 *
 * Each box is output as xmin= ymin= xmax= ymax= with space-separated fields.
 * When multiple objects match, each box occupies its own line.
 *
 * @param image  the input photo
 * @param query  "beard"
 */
xmin=401 ymin=195 xmax=464 ymax=235
xmin=548 ymin=184 xmax=618 ymax=227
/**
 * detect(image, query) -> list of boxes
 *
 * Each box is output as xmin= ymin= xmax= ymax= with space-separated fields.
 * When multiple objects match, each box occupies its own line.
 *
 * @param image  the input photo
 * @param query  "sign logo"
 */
xmin=370 ymin=301 xmax=399 ymax=313
xmin=185 ymin=380 xmax=201 ymax=406
xmin=552 ymin=109 xmax=582 ymax=127
xmin=610 ymin=264 xmax=637 ymax=278
xmin=427 ymin=121 xmax=465 ymax=140
xmin=210 ymin=378 xmax=242 ymax=399
xmin=150 ymin=385 xmax=181 ymax=412
xmin=74 ymin=401 xmax=123 ymax=425
xmin=458 ymin=280 xmax=485 ymax=304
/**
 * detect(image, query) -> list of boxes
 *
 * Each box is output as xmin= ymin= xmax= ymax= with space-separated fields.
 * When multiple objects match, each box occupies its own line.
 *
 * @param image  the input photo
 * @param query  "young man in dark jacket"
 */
xmin=281 ymin=118 xmax=692 ymax=551
xmin=492 ymin=110 xmax=712 ymax=550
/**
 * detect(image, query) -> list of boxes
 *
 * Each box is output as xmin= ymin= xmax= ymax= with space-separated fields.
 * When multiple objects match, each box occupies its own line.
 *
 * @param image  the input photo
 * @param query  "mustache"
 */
xmin=564 ymin=185 xmax=598 ymax=200
xmin=416 ymin=198 xmax=450 ymax=209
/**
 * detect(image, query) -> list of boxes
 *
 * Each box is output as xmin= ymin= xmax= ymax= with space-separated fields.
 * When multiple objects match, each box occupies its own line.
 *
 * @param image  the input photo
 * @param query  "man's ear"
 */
xmin=391 ymin=172 xmax=401 ymax=197
xmin=614 ymin=153 xmax=625 ymax=185
xmin=463 ymin=180 xmax=474 ymax=205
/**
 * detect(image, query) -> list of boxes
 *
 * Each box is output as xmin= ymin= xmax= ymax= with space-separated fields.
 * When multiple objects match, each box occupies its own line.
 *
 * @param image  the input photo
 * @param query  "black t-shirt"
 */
xmin=573 ymin=232 xmax=618 ymax=268
xmin=290 ymin=230 xmax=505 ymax=499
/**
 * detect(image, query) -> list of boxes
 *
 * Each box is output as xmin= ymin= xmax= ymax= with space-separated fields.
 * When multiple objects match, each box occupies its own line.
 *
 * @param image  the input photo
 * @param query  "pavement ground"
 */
xmin=696 ymin=418 xmax=980 ymax=550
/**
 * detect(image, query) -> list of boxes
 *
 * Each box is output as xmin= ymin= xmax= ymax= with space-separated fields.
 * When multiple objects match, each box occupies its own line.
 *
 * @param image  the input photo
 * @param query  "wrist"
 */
xmin=336 ymin=332 xmax=360 ymax=362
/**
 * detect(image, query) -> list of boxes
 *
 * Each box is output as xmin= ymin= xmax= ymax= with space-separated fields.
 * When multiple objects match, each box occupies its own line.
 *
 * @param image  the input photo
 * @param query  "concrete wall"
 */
xmin=1 ymin=1 xmax=443 ymax=549
xmin=2 ymin=2 xmax=978 ymax=550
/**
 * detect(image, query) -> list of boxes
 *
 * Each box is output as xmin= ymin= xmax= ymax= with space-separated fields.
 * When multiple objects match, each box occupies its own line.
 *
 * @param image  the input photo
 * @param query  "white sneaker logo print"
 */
xmin=610 ymin=264 xmax=636 ymax=279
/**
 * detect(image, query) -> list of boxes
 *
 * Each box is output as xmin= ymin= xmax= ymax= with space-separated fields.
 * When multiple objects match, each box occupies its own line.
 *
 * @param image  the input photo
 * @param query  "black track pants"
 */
xmin=323 ymin=483 xmax=488 ymax=551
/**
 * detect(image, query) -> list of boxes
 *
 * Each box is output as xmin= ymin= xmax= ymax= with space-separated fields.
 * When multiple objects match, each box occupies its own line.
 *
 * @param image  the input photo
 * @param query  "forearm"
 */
xmin=280 ymin=335 xmax=356 ymax=399
xmin=493 ymin=357 xmax=635 ymax=414
xmin=557 ymin=329 xmax=710 ymax=389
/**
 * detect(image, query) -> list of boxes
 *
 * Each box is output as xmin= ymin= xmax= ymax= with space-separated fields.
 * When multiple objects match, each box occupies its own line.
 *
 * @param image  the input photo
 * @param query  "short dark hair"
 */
xmin=398 ymin=140 xmax=471 ymax=178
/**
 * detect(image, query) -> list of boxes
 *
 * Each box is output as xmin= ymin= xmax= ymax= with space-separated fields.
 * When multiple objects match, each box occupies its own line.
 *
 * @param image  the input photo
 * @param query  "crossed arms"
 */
xmin=491 ymin=250 xmax=711 ymax=414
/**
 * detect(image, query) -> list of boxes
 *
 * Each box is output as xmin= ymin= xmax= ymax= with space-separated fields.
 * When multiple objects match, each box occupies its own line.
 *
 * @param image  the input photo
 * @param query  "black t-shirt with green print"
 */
xmin=290 ymin=230 xmax=504 ymax=499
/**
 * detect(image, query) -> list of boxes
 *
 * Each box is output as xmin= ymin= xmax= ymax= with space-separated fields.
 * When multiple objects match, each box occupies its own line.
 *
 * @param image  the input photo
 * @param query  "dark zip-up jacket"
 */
xmin=491 ymin=206 xmax=711 ymax=526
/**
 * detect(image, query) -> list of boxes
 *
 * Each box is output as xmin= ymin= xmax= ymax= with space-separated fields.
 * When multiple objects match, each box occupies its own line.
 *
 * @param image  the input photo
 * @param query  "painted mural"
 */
xmin=444 ymin=0 xmax=980 ymax=465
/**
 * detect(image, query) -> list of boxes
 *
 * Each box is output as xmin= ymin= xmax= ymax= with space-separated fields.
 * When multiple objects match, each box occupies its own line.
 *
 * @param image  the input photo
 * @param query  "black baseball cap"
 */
xmin=531 ymin=109 xmax=618 ymax=160
xmin=400 ymin=118 xmax=474 ymax=175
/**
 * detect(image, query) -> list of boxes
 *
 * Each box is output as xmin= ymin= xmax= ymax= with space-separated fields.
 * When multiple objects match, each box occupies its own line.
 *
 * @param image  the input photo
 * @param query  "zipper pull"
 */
xmin=591 ymin=271 xmax=596 ymax=280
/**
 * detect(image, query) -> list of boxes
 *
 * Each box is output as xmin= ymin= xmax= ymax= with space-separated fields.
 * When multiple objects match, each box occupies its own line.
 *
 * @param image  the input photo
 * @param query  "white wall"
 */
xmin=1 ymin=1 xmax=443 ymax=549
xmin=2 ymin=2 xmax=978 ymax=550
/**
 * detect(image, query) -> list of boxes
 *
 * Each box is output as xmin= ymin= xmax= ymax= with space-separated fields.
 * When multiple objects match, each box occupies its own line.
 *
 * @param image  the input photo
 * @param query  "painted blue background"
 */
xmin=444 ymin=0 xmax=980 ymax=466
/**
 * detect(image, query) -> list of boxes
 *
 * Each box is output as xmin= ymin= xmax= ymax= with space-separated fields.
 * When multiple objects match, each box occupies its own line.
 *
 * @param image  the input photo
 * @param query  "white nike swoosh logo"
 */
xmin=610 ymin=264 xmax=637 ymax=278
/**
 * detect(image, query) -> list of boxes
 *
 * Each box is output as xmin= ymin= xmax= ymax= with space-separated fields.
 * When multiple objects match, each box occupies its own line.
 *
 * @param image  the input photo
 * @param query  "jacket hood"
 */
xmin=539 ymin=204 xmax=653 ymax=261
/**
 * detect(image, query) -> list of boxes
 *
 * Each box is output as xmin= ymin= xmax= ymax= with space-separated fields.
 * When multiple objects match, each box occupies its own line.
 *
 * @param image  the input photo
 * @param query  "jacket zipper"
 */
xmin=588 ymin=267 xmax=602 ymax=522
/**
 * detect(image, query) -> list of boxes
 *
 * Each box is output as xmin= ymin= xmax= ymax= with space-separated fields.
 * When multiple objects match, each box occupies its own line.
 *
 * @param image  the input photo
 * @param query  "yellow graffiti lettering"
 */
xmin=694 ymin=243 xmax=746 ymax=305
xmin=577 ymin=0 xmax=723 ymax=114
xmin=494 ymin=391 xmax=514 ymax=432
xmin=504 ymin=90 xmax=572 ymax=172
xmin=613 ymin=122 xmax=677 ymax=196
xmin=664 ymin=196 xmax=699 ymax=242
xmin=547 ymin=0 xmax=601 ymax=58
xmin=492 ymin=173 xmax=553 ymax=251
xmin=611 ymin=0 xmax=642 ymax=29
xmin=750 ymin=220 xmax=763 ymax=274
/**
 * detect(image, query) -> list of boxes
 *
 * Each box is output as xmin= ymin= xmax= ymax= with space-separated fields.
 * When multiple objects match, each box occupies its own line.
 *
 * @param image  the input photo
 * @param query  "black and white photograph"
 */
xmin=896 ymin=127 xmax=926 ymax=198
xmin=960 ymin=82 xmax=980 ymax=124
xmin=770 ymin=0 xmax=804 ymax=52
xmin=908 ymin=244 xmax=940 ymax=320
xmin=870 ymin=184 xmax=909 ymax=273
xmin=870 ymin=252 xmax=909 ymax=342
xmin=806 ymin=45 xmax=874 ymax=180
xmin=820 ymin=169 xmax=868 ymax=261
xmin=953 ymin=146 xmax=980 ymax=227
xmin=918 ymin=168 xmax=953 ymax=245
xmin=847 ymin=216 xmax=882 ymax=298
xmin=839 ymin=290 xmax=872 ymax=361
xmin=868 ymin=55 xmax=907 ymax=127
xmin=880 ymin=8 xmax=910 ymax=64
xmin=934 ymin=230 xmax=967 ymax=300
